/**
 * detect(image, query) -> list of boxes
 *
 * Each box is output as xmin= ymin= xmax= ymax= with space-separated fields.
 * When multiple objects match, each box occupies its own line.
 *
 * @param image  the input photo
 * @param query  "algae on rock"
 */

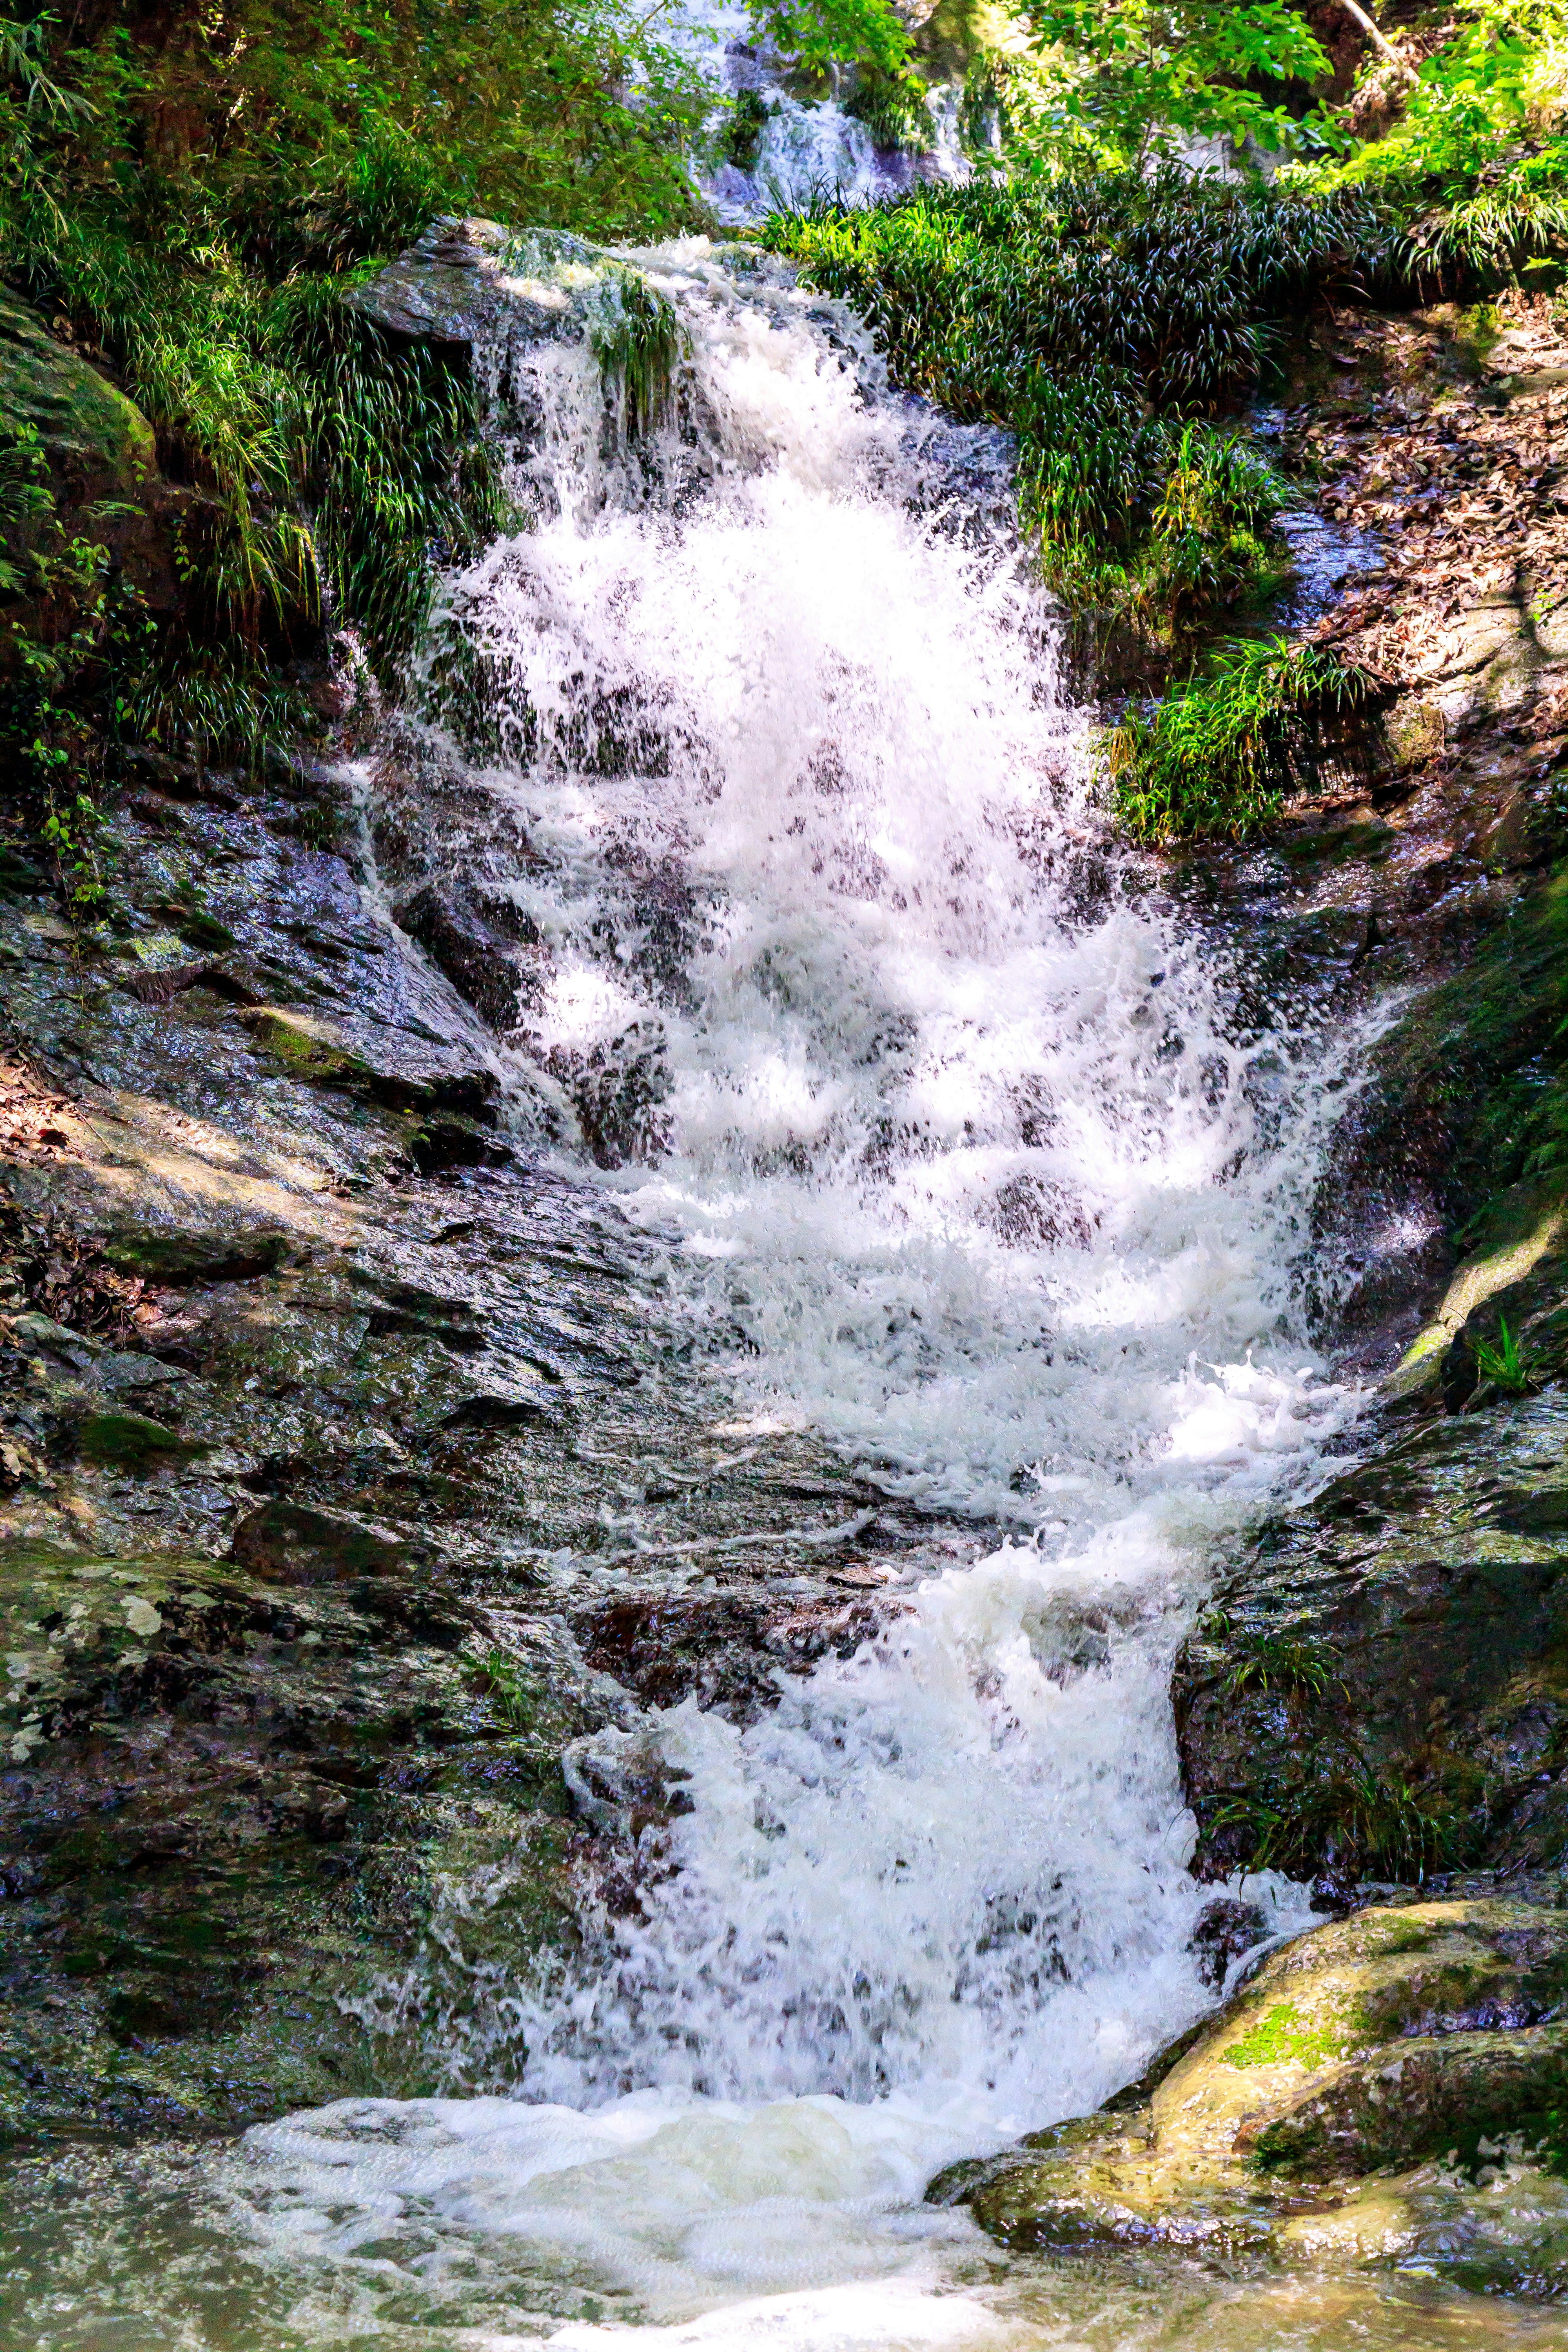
xmin=952 ymin=1899 xmax=1568 ymax=2295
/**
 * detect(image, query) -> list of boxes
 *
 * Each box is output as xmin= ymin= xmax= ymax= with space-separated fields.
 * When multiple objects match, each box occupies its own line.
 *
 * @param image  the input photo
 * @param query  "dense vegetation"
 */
xmin=765 ymin=0 xmax=1568 ymax=837
xmin=2 ymin=0 xmax=1566 ymax=856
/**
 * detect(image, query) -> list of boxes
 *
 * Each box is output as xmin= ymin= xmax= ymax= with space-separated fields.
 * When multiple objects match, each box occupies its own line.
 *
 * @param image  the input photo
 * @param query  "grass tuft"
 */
xmin=1105 ymin=639 xmax=1371 ymax=843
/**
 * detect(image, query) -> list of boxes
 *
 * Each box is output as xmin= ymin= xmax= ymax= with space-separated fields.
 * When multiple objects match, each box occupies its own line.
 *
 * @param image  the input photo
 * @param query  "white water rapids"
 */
xmin=225 ymin=241 xmax=1362 ymax=2347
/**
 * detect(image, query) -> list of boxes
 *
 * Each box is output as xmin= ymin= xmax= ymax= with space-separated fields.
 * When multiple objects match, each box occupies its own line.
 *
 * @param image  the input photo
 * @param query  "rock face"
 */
xmin=1176 ymin=1386 xmax=1568 ymax=1890
xmin=347 ymin=216 xmax=598 ymax=361
xmin=0 ymin=740 xmax=964 ymax=2139
xmin=951 ymin=1900 xmax=1568 ymax=2292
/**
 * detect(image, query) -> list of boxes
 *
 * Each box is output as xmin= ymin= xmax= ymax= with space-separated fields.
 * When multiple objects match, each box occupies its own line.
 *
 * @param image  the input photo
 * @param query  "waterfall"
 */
xmin=225 ymin=239 xmax=1357 ymax=2342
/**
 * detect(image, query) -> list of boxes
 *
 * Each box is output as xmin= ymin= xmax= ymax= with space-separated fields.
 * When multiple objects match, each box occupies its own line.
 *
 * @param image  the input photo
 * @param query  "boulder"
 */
xmin=349 ymin=215 xmax=617 ymax=376
xmin=956 ymin=1899 xmax=1568 ymax=2278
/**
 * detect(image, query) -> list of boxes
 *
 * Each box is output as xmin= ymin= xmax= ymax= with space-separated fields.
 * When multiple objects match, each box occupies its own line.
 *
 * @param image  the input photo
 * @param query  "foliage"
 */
xmin=993 ymin=0 xmax=1335 ymax=174
xmin=751 ymin=0 xmax=910 ymax=78
xmin=587 ymin=267 xmax=688 ymax=443
xmin=1222 ymin=1630 xmax=1335 ymax=1702
xmin=1107 ymin=638 xmax=1369 ymax=842
xmin=720 ymin=90 xmax=775 ymax=173
xmin=0 ymin=421 xmax=157 ymax=892
xmin=1208 ymin=1762 xmax=1461 ymax=1883
xmin=767 ymin=171 xmax=1397 ymax=637
xmin=1474 ymin=1313 xmax=1537 ymax=1393
xmin=844 ymin=66 xmax=933 ymax=152
xmin=1300 ymin=1 xmax=1568 ymax=286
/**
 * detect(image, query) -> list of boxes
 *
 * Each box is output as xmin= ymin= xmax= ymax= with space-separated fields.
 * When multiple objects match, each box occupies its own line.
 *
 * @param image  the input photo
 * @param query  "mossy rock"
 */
xmin=964 ymin=1899 xmax=1568 ymax=2268
xmin=238 ymin=1005 xmax=387 ymax=1092
xmin=237 ymin=1004 xmax=497 ymax=1120
xmin=72 ymin=1411 xmax=207 ymax=1472
xmin=0 ymin=290 xmax=156 ymax=496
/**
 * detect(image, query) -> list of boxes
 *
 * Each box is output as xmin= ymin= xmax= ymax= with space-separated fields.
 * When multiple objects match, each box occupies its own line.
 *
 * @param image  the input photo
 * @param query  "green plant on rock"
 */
xmin=1298 ymin=0 xmax=1568 ymax=287
xmin=1106 ymin=639 xmax=1370 ymax=844
xmin=472 ymin=1646 xmax=537 ymax=1732
xmin=1139 ymin=422 xmax=1288 ymax=631
xmin=1222 ymin=1629 xmax=1336 ymax=1702
xmin=590 ymin=268 xmax=688 ymax=444
xmin=1474 ymin=1313 xmax=1538 ymax=1394
xmin=1208 ymin=1760 xmax=1461 ymax=1884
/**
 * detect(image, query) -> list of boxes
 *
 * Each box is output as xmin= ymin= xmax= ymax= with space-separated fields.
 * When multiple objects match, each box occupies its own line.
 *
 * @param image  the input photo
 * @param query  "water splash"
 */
xmin=228 ymin=237 xmax=1361 ymax=2334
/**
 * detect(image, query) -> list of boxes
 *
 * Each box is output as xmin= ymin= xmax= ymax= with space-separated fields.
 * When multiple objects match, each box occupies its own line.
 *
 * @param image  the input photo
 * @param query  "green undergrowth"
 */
xmin=1206 ymin=1759 xmax=1464 ymax=1884
xmin=0 ymin=0 xmax=750 ymax=828
xmin=1293 ymin=0 xmax=1568 ymax=289
xmin=765 ymin=170 xmax=1399 ymax=655
xmin=1105 ymin=638 xmax=1372 ymax=842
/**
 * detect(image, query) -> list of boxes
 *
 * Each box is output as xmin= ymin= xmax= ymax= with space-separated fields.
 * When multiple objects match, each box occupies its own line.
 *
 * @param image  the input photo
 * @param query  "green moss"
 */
xmin=0 ymin=290 xmax=156 ymax=495
xmin=1221 ymin=2000 xmax=1352 ymax=2073
xmin=73 ymin=1412 xmax=206 ymax=1471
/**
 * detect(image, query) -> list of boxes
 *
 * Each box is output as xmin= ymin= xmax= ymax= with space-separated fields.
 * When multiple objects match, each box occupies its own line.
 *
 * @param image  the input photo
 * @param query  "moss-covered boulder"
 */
xmin=0 ymin=289 xmax=176 ymax=610
xmin=955 ymin=1900 xmax=1568 ymax=2284
xmin=0 ymin=290 xmax=156 ymax=496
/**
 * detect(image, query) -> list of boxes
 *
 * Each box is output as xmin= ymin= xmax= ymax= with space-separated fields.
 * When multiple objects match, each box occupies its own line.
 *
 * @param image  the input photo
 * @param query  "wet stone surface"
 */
xmin=0 ymin=762 xmax=971 ymax=2143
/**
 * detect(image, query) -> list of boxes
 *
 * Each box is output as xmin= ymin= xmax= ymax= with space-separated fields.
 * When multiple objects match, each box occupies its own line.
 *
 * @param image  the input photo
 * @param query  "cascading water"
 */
xmin=213 ymin=242 xmax=1363 ymax=2344
xmin=670 ymin=0 xmax=967 ymax=221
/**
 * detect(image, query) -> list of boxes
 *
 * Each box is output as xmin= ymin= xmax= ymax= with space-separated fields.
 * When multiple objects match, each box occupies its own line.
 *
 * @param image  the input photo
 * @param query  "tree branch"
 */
xmin=1331 ymin=0 xmax=1418 ymax=83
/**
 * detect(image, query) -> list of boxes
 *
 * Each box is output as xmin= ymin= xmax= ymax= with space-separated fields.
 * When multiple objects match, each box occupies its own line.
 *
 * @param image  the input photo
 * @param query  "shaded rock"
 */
xmin=102 ymin=1227 xmax=293 ymax=1286
xmin=0 ymin=292 xmax=155 ymax=494
xmin=229 ymin=1500 xmax=428 ymax=1584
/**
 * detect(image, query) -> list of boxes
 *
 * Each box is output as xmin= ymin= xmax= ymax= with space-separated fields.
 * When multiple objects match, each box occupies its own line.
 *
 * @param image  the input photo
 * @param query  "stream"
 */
xmin=11 ymin=242 xmax=1554 ymax=2352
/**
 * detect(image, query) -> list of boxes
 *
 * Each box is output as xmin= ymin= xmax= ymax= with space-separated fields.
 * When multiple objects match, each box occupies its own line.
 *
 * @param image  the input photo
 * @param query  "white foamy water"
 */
xmin=668 ymin=0 xmax=966 ymax=223
xmin=225 ymin=241 xmax=1359 ymax=2342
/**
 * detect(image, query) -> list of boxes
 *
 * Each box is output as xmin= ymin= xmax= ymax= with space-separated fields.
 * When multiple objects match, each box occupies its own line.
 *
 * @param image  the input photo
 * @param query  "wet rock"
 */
xmin=1188 ymin=1897 xmax=1272 ymax=1991
xmin=547 ymin=1022 xmax=671 ymax=1169
xmin=229 ymin=1500 xmax=429 ymax=1585
xmin=348 ymin=216 xmax=593 ymax=360
xmin=394 ymin=882 xmax=535 ymax=1031
xmin=573 ymin=1588 xmax=889 ymax=1724
xmin=960 ymin=1898 xmax=1568 ymax=2274
xmin=101 ymin=1227 xmax=294 ymax=1287
xmin=1176 ymin=1386 xmax=1568 ymax=1886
